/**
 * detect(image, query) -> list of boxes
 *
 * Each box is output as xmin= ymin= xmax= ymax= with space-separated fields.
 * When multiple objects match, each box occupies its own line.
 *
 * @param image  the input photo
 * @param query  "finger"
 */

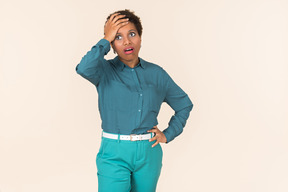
xmin=115 ymin=14 xmax=127 ymax=19
xmin=148 ymin=128 xmax=158 ymax=133
xmin=110 ymin=12 xmax=121 ymax=20
xmin=147 ymin=126 xmax=159 ymax=132
xmin=106 ymin=14 xmax=118 ymax=24
xmin=112 ymin=14 xmax=126 ymax=22
xmin=149 ymin=136 xmax=157 ymax=142
xmin=152 ymin=141 xmax=159 ymax=148
xmin=107 ymin=14 xmax=119 ymax=24
xmin=115 ymin=18 xmax=129 ymax=26
xmin=152 ymin=126 xmax=159 ymax=131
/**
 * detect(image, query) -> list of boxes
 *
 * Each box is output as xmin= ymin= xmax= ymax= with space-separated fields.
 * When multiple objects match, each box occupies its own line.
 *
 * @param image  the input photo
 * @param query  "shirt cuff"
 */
xmin=162 ymin=128 xmax=175 ymax=144
xmin=96 ymin=38 xmax=111 ymax=55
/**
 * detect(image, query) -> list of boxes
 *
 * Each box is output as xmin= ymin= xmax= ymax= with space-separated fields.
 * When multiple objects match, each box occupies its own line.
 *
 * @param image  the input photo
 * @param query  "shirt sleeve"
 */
xmin=75 ymin=38 xmax=111 ymax=86
xmin=162 ymin=69 xmax=193 ymax=143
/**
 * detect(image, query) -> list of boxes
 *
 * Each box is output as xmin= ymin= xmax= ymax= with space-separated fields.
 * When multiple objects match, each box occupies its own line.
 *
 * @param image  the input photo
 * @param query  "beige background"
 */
xmin=1 ymin=0 xmax=288 ymax=191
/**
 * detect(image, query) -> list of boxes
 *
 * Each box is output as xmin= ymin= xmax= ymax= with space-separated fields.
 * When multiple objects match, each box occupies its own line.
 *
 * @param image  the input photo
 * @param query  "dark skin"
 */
xmin=104 ymin=13 xmax=128 ymax=43
xmin=103 ymin=13 xmax=167 ymax=147
xmin=147 ymin=126 xmax=167 ymax=147
xmin=104 ymin=13 xmax=140 ymax=68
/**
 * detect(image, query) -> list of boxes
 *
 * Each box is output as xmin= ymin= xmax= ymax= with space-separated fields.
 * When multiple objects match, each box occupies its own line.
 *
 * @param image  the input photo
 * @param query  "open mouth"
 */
xmin=124 ymin=47 xmax=134 ymax=54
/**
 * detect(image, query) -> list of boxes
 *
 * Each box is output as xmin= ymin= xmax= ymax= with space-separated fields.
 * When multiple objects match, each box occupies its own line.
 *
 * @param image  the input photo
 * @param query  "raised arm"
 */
xmin=75 ymin=39 xmax=110 ymax=86
xmin=75 ymin=13 xmax=129 ymax=86
xmin=162 ymin=69 xmax=194 ymax=143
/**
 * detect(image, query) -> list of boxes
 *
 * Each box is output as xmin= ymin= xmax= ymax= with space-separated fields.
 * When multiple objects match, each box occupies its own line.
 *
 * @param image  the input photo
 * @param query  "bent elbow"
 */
xmin=190 ymin=102 xmax=194 ymax=111
xmin=75 ymin=63 xmax=84 ymax=76
xmin=75 ymin=63 xmax=92 ymax=77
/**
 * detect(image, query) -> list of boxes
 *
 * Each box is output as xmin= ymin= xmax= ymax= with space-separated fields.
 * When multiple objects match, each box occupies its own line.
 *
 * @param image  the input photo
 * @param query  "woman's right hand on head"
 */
xmin=104 ymin=13 xmax=129 ymax=43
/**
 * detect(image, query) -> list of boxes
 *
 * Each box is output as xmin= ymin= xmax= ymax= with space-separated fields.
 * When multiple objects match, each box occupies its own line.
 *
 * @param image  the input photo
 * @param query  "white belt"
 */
xmin=102 ymin=131 xmax=155 ymax=141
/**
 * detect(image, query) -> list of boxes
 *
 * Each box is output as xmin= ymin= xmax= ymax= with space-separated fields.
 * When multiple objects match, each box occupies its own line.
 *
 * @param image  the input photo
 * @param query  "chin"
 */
xmin=121 ymin=54 xmax=137 ymax=59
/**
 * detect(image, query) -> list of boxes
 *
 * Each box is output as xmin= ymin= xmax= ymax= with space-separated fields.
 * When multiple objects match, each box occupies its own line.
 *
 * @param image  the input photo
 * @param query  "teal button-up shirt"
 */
xmin=76 ymin=38 xmax=193 ymax=143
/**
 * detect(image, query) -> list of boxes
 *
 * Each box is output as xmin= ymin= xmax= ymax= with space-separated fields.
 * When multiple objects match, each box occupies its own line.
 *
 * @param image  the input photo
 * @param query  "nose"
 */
xmin=123 ymin=37 xmax=131 ymax=46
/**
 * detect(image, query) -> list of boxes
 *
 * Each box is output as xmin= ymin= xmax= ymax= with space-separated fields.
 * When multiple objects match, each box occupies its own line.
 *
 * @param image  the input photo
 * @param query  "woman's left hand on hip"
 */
xmin=147 ymin=126 xmax=167 ymax=147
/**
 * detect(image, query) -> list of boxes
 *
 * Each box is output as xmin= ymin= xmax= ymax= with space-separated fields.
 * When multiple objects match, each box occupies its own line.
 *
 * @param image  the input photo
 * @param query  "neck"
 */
xmin=119 ymin=57 xmax=139 ymax=68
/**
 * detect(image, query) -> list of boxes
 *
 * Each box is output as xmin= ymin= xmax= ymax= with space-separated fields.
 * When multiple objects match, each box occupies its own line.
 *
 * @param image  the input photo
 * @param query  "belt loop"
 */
xmin=150 ymin=132 xmax=152 ymax=138
xmin=117 ymin=133 xmax=120 ymax=143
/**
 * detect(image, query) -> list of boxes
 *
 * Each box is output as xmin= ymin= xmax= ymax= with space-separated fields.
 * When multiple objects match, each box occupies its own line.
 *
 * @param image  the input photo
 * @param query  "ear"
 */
xmin=111 ymin=44 xmax=116 ymax=54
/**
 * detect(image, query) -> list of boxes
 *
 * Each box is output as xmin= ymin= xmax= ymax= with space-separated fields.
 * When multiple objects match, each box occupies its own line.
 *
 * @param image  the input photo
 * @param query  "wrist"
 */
xmin=104 ymin=36 xmax=113 ymax=43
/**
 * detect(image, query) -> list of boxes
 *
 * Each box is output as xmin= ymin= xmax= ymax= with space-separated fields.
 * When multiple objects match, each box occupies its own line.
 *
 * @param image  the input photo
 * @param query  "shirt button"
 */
xmin=131 ymin=69 xmax=134 ymax=72
xmin=138 ymin=109 xmax=141 ymax=112
xmin=140 ymin=94 xmax=142 ymax=96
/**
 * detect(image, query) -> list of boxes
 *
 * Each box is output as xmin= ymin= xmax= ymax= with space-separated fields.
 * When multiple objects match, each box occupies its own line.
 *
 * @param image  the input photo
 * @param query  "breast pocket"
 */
xmin=104 ymin=80 xmax=133 ymax=112
xmin=146 ymin=84 xmax=163 ymax=112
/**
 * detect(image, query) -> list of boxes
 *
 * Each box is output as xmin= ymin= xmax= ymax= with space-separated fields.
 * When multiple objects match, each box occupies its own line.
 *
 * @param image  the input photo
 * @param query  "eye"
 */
xmin=115 ymin=35 xmax=122 ymax=40
xmin=129 ymin=32 xmax=136 ymax=37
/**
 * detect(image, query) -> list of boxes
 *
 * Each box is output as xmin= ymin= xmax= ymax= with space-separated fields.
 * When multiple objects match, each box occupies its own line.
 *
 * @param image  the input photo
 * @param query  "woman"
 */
xmin=76 ymin=9 xmax=193 ymax=192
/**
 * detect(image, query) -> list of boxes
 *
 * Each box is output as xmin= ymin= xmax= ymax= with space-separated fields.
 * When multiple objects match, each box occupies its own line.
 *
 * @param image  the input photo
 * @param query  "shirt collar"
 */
xmin=113 ymin=56 xmax=146 ymax=71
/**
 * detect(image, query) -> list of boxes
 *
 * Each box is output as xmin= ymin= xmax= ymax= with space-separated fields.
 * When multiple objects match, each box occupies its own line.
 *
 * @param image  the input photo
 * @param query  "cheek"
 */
xmin=134 ymin=39 xmax=141 ymax=49
xmin=113 ymin=42 xmax=122 ymax=51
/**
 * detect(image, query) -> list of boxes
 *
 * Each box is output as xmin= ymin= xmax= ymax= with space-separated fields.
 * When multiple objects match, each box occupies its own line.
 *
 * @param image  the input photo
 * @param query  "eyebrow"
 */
xmin=116 ymin=29 xmax=136 ymax=35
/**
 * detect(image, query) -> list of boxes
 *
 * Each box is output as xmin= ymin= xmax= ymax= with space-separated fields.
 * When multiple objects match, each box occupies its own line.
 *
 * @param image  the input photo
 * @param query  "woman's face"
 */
xmin=112 ymin=22 xmax=141 ymax=64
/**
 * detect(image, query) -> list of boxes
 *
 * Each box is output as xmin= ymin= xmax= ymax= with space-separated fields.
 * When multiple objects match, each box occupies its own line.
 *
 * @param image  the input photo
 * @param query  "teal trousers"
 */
xmin=96 ymin=132 xmax=163 ymax=192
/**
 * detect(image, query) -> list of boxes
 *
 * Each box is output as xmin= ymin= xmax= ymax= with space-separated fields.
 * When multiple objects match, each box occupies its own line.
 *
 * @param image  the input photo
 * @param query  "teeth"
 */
xmin=125 ymin=48 xmax=133 ymax=51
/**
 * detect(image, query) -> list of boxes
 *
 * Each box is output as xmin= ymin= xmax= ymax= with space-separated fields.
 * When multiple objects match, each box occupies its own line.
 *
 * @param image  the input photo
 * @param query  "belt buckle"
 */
xmin=130 ymin=134 xmax=137 ymax=141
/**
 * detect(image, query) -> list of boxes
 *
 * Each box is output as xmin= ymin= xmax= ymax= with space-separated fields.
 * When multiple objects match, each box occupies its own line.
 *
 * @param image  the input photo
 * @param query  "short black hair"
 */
xmin=106 ymin=9 xmax=143 ymax=37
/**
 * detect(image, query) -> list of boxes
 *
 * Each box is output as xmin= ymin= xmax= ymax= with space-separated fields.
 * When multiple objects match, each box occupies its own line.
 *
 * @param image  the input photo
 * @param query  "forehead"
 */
xmin=117 ymin=22 xmax=137 ymax=34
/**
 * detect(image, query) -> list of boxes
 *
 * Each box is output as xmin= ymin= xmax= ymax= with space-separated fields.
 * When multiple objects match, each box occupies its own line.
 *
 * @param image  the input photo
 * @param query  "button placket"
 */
xmin=131 ymin=68 xmax=143 ymax=127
